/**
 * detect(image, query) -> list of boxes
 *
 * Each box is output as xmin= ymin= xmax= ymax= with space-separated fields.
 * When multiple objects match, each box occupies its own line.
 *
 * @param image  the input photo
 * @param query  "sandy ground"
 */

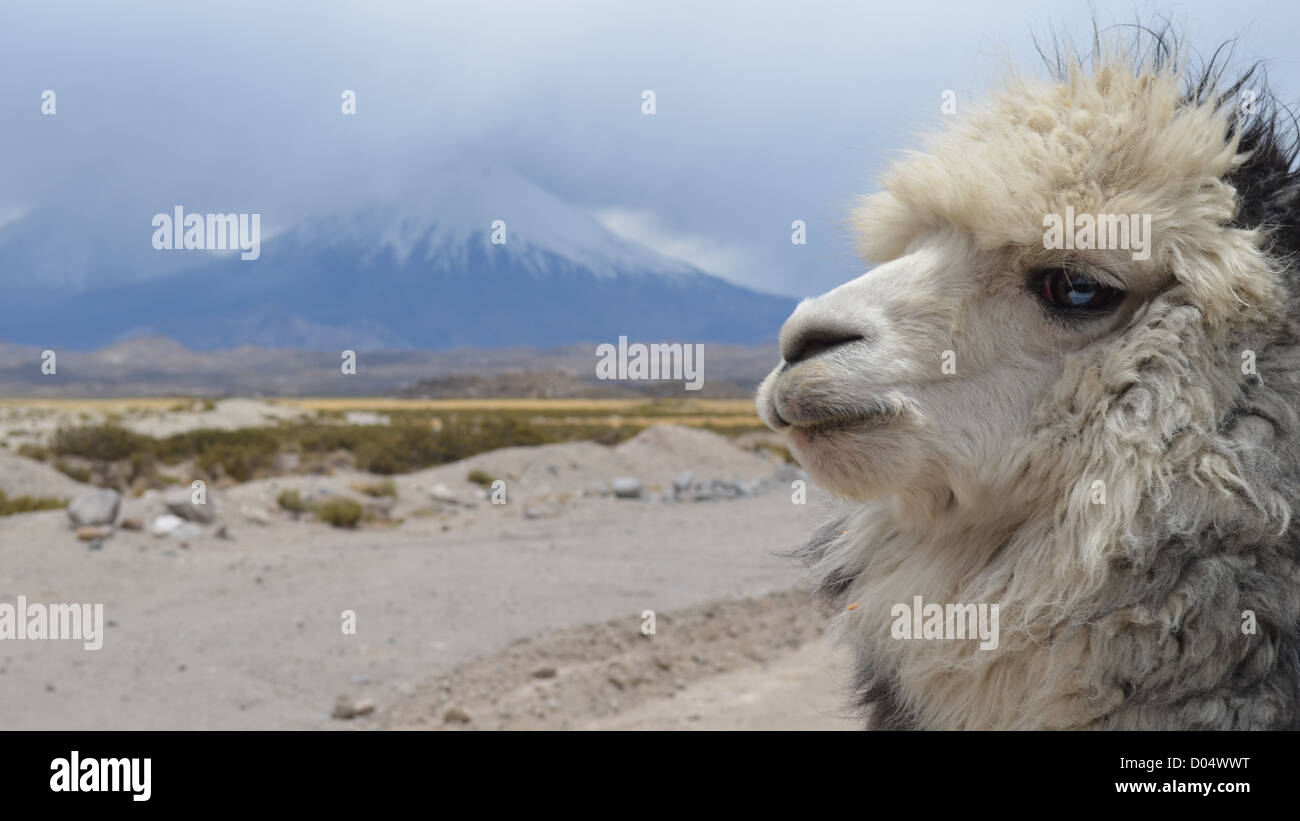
xmin=0 ymin=424 xmax=855 ymax=730
xmin=588 ymin=638 xmax=853 ymax=730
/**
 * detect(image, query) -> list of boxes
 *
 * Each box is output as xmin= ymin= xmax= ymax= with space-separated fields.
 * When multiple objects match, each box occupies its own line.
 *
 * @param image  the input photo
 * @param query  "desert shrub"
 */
xmin=277 ymin=489 xmax=311 ymax=513
xmin=466 ymin=469 xmax=495 ymax=487
xmin=0 ymin=491 xmax=68 ymax=516
xmin=51 ymin=424 xmax=148 ymax=462
xmin=158 ymin=428 xmax=280 ymax=483
xmin=316 ymin=497 xmax=363 ymax=529
xmin=17 ymin=443 xmax=49 ymax=460
xmin=54 ymin=460 xmax=93 ymax=483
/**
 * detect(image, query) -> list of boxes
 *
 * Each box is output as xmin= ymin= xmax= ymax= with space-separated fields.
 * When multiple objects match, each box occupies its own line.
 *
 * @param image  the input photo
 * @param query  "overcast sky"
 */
xmin=1 ymin=0 xmax=1298 ymax=298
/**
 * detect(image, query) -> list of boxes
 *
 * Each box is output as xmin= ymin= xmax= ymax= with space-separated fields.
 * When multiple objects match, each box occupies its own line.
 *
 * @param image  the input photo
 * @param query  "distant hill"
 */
xmin=0 ymin=166 xmax=795 ymax=351
xmin=0 ymin=337 xmax=779 ymax=398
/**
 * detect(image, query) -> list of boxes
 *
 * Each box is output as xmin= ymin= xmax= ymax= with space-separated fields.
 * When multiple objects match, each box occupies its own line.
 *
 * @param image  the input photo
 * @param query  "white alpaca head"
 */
xmin=756 ymin=50 xmax=1283 ymax=522
xmin=756 ymin=31 xmax=1300 ymax=730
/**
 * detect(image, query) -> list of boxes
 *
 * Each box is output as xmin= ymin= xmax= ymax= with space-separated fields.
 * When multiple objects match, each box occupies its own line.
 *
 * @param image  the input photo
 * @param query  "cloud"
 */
xmin=592 ymin=207 xmax=756 ymax=284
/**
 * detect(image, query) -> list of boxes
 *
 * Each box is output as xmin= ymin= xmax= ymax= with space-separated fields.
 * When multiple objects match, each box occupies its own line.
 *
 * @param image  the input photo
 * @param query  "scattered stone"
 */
xmin=611 ymin=477 xmax=643 ymax=499
xmin=443 ymin=705 xmax=472 ymax=724
xmin=273 ymin=451 xmax=301 ymax=473
xmin=150 ymin=514 xmax=185 ymax=537
xmin=522 ymin=506 xmax=543 ymax=520
xmin=215 ymin=525 xmax=232 ymax=540
xmin=87 ymin=538 xmax=104 ymax=551
xmin=119 ymin=517 xmax=143 ymax=531
xmin=331 ymin=695 xmax=376 ymax=720
xmin=163 ymin=485 xmax=216 ymax=523
xmin=66 ymin=489 xmax=121 ymax=528
xmin=429 ymin=484 xmax=465 ymax=506
xmin=75 ymin=525 xmax=113 ymax=541
xmin=532 ymin=666 xmax=557 ymax=679
xmin=673 ymin=470 xmax=694 ymax=493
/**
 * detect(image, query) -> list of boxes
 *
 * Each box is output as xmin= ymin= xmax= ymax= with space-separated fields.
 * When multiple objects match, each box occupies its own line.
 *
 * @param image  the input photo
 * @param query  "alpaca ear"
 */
xmin=850 ymin=192 xmax=921 ymax=263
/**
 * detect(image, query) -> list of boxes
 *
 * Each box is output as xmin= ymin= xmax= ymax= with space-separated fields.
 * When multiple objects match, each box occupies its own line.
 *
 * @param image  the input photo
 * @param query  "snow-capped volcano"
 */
xmin=1 ymin=166 xmax=794 ymax=351
xmin=328 ymin=165 xmax=701 ymax=280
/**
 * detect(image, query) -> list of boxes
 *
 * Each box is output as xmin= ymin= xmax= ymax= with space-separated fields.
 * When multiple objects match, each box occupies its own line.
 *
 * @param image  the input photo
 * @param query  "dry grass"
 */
xmin=7 ymin=397 xmax=769 ymax=493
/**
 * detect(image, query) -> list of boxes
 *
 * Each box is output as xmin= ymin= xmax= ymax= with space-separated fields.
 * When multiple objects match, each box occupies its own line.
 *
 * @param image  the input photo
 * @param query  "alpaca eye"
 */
xmin=1037 ymin=268 xmax=1122 ymax=311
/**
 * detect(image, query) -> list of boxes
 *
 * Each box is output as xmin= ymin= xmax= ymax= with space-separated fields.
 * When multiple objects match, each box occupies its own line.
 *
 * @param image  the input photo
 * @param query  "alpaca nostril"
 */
xmin=783 ymin=329 xmax=865 ymax=364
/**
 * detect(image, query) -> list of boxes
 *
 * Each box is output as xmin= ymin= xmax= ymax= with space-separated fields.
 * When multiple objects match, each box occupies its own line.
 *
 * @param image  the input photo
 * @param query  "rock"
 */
xmin=443 ymin=705 xmax=472 ymax=724
xmin=150 ymin=514 xmax=185 ymax=537
xmin=611 ymin=477 xmax=643 ymax=499
xmin=215 ymin=525 xmax=232 ymax=540
xmin=429 ymin=483 xmax=453 ymax=500
xmin=87 ymin=538 xmax=104 ymax=551
xmin=429 ymin=483 xmax=470 ymax=506
xmin=673 ymin=470 xmax=694 ymax=493
xmin=66 ymin=489 xmax=121 ymax=528
xmin=273 ymin=451 xmax=301 ymax=473
xmin=163 ymin=485 xmax=216 ymax=523
xmin=522 ymin=506 xmax=544 ymax=520
xmin=532 ymin=666 xmax=557 ymax=679
xmin=75 ymin=525 xmax=113 ymax=541
xmin=331 ymin=696 xmax=376 ymax=720
xmin=119 ymin=517 xmax=143 ymax=531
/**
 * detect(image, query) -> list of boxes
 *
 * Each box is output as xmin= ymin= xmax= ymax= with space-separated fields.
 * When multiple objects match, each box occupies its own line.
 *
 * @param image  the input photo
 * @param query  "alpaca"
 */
xmin=756 ymin=29 xmax=1300 ymax=730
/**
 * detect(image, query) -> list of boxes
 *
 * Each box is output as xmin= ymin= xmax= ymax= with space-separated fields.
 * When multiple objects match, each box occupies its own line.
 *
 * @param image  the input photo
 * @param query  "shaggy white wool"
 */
xmin=758 ymin=34 xmax=1300 ymax=729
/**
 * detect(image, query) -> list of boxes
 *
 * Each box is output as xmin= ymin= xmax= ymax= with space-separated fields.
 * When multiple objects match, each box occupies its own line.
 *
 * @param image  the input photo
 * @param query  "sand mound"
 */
xmin=613 ymin=424 xmax=771 ymax=482
xmin=0 ymin=455 xmax=91 ymax=500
